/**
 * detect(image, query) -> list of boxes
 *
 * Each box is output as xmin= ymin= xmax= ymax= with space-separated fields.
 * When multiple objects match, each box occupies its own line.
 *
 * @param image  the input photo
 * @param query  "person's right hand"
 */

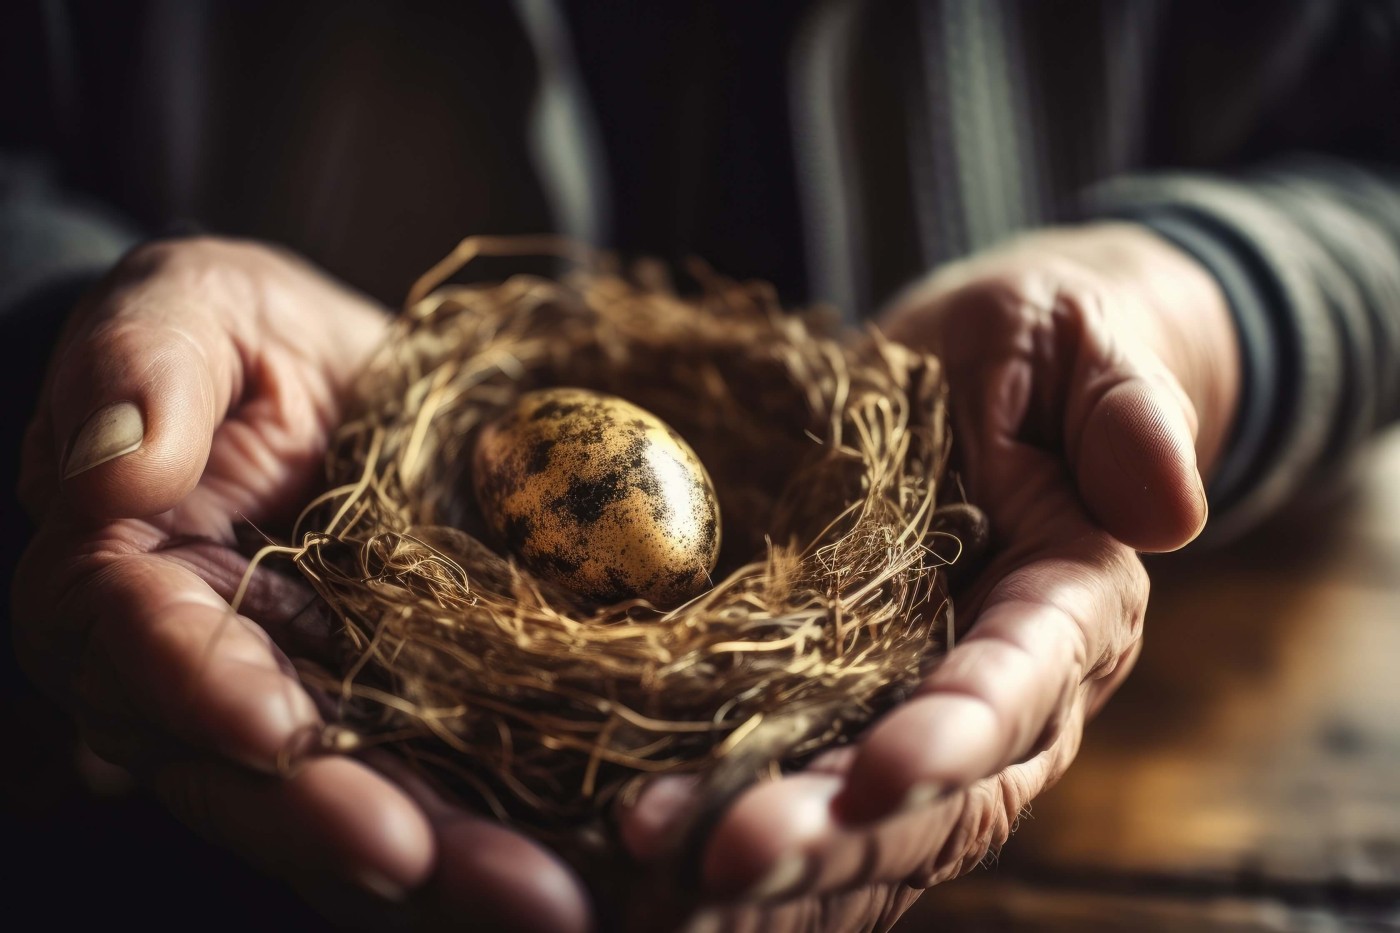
xmin=11 ymin=237 xmax=592 ymax=931
xmin=615 ymin=223 xmax=1241 ymax=932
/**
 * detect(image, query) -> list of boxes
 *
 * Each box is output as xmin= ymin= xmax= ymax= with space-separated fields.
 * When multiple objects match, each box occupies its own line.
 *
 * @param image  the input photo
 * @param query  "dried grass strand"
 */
xmin=282 ymin=237 xmax=962 ymax=825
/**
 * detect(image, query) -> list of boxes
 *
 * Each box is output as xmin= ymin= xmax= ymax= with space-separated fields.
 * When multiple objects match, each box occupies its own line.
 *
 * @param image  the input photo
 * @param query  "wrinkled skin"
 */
xmin=12 ymin=239 xmax=591 ymax=931
xmin=615 ymin=224 xmax=1239 ymax=931
xmin=11 ymin=227 xmax=1238 ymax=931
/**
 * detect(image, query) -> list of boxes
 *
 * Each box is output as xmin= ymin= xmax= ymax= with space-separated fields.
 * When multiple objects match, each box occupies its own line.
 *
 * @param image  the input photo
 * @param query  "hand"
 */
xmin=617 ymin=223 xmax=1241 ymax=930
xmin=11 ymin=238 xmax=592 ymax=931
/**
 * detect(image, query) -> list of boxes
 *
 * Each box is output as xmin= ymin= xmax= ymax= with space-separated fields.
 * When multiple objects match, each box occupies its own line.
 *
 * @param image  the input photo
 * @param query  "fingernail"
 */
xmin=746 ymin=852 xmax=807 ymax=901
xmin=64 ymin=401 xmax=145 ymax=478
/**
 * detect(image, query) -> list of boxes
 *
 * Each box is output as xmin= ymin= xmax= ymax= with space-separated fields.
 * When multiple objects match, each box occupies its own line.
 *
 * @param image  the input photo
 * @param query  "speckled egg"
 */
xmin=472 ymin=388 xmax=721 ymax=607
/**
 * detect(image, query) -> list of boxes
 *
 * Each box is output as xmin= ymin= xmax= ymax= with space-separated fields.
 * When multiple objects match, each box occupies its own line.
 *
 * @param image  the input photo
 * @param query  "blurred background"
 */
xmin=4 ymin=1 xmax=1399 ymax=929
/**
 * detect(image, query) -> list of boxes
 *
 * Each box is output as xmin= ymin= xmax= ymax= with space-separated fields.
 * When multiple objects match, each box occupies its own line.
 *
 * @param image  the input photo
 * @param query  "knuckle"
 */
xmin=1053 ymin=603 xmax=1094 ymax=684
xmin=911 ymin=270 xmax=1055 ymax=353
xmin=1020 ymin=600 xmax=1090 ymax=695
xmin=1053 ymin=277 xmax=1112 ymax=328
xmin=114 ymin=239 xmax=199 ymax=281
xmin=1029 ymin=705 xmax=1070 ymax=758
xmin=1093 ymin=639 xmax=1144 ymax=698
xmin=902 ymin=790 xmax=978 ymax=888
xmin=969 ymin=779 xmax=1018 ymax=873
xmin=1106 ymin=551 xmax=1149 ymax=668
xmin=971 ymin=275 xmax=1055 ymax=334
xmin=1116 ymin=639 xmax=1144 ymax=677
xmin=111 ymin=236 xmax=267 ymax=311
xmin=85 ymin=314 xmax=169 ymax=356
xmin=922 ymin=730 xmax=1080 ymax=888
xmin=1047 ymin=705 xmax=1087 ymax=772
xmin=903 ymin=775 xmax=1021 ymax=890
xmin=118 ymin=235 xmax=240 ymax=276
xmin=1025 ymin=671 xmax=1079 ymax=757
xmin=1066 ymin=535 xmax=1149 ymax=682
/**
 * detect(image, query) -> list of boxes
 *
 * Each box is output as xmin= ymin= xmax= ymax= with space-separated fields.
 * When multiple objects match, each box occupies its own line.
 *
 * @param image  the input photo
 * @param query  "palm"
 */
xmin=13 ymin=239 xmax=591 ymax=930
xmin=615 ymin=340 xmax=1136 ymax=932
xmin=620 ymin=229 xmax=1223 ymax=932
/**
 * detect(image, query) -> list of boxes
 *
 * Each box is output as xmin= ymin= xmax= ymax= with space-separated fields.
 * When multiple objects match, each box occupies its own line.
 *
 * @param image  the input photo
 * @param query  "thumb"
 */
xmin=48 ymin=244 xmax=238 ymax=519
xmin=1071 ymin=369 xmax=1207 ymax=553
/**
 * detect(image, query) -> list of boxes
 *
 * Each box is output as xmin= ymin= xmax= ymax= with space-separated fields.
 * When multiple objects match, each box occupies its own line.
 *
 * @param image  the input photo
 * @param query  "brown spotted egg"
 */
xmin=472 ymin=388 xmax=721 ymax=607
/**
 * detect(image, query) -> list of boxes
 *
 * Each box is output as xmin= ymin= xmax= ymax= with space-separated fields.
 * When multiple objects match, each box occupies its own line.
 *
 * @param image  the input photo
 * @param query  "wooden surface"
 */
xmin=896 ymin=428 xmax=1400 ymax=931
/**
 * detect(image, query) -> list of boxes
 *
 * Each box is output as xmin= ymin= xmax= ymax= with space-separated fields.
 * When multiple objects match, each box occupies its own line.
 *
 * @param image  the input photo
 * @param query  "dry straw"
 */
xmin=269 ymin=237 xmax=970 ymax=829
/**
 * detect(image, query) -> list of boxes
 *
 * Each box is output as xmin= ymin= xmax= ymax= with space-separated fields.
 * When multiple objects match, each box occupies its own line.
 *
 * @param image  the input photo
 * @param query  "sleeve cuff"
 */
xmin=1117 ymin=207 xmax=1288 ymax=519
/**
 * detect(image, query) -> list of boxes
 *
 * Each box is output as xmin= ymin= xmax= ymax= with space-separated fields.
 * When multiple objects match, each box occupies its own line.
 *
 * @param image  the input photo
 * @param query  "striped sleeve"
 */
xmin=1086 ymin=158 xmax=1400 ymax=540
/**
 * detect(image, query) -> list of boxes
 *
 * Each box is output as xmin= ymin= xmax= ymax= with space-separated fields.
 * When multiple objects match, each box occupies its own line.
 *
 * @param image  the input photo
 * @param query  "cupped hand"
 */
xmin=618 ymin=223 xmax=1241 ymax=931
xmin=11 ymin=238 xmax=591 ymax=932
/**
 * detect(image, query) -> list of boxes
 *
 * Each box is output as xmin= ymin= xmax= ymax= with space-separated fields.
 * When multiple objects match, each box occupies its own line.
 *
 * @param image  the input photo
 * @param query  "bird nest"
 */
xmin=276 ymin=237 xmax=972 ymax=831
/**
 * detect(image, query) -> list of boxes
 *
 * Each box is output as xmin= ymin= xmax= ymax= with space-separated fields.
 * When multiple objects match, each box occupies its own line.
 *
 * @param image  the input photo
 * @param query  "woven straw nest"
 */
xmin=280 ymin=237 xmax=972 ymax=831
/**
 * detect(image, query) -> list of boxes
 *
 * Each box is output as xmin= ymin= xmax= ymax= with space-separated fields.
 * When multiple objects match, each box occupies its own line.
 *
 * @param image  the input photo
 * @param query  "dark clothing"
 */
xmin=4 ymin=0 xmax=1400 ymax=541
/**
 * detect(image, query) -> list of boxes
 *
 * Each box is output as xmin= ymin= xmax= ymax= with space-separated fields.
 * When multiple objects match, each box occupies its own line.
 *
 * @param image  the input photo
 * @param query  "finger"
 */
xmin=883 ymin=272 xmax=1208 ymax=553
xmin=698 ymin=773 xmax=845 ymax=900
xmin=616 ymin=744 xmax=861 ymax=865
xmin=59 ymin=546 xmax=325 ymax=773
xmin=814 ymin=696 xmax=1090 ymax=897
xmin=1071 ymin=370 xmax=1206 ymax=552
xmin=721 ymin=696 xmax=1090 ymax=908
xmin=152 ymin=754 xmax=435 ymax=902
xmin=832 ymin=598 xmax=1082 ymax=826
xmin=1048 ymin=278 xmax=1205 ymax=552
xmin=832 ymin=531 xmax=1146 ymax=827
xmin=665 ymin=532 xmax=1143 ymax=900
xmin=47 ymin=243 xmax=241 ymax=518
xmin=367 ymin=753 xmax=593 ymax=933
xmin=38 ymin=238 xmax=387 ymax=522
xmin=430 ymin=818 xmax=593 ymax=933
xmin=1086 ymin=634 xmax=1143 ymax=720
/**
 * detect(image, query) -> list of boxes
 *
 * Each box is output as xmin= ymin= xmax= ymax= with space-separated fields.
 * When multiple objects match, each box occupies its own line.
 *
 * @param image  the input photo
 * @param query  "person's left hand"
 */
xmin=616 ymin=223 xmax=1242 ymax=931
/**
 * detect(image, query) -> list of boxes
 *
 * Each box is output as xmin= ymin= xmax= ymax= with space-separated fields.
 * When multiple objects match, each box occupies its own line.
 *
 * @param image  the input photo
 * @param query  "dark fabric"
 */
xmin=561 ymin=0 xmax=813 ymax=298
xmin=1087 ymin=161 xmax=1400 ymax=540
xmin=1124 ymin=208 xmax=1285 ymax=519
xmin=1 ymin=0 xmax=554 ymax=304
